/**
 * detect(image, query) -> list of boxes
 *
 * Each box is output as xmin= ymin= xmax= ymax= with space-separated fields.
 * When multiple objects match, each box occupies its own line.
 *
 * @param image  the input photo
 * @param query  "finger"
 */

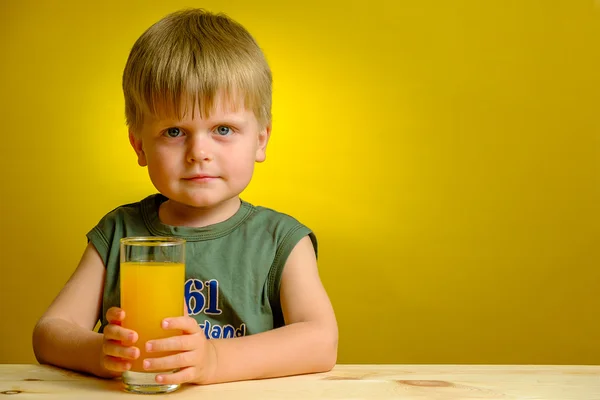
xmin=146 ymin=333 xmax=202 ymax=353
xmin=183 ymin=300 xmax=189 ymax=317
xmin=162 ymin=316 xmax=200 ymax=334
xmin=103 ymin=355 xmax=132 ymax=372
xmin=104 ymin=324 xmax=138 ymax=345
xmin=106 ymin=307 xmax=125 ymax=325
xmin=103 ymin=340 xmax=140 ymax=360
xmin=143 ymin=351 xmax=195 ymax=372
xmin=156 ymin=367 xmax=196 ymax=385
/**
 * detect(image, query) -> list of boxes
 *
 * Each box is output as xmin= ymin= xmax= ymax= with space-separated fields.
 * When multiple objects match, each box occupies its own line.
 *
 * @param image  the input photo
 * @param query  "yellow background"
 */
xmin=1 ymin=0 xmax=598 ymax=365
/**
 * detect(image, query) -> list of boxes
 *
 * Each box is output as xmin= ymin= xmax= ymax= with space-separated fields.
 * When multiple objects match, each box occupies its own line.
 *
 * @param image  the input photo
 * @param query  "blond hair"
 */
xmin=123 ymin=9 xmax=272 ymax=132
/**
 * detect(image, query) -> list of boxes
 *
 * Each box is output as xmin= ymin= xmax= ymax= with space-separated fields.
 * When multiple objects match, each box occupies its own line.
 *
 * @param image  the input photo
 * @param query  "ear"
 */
xmin=129 ymin=129 xmax=147 ymax=167
xmin=255 ymin=123 xmax=271 ymax=163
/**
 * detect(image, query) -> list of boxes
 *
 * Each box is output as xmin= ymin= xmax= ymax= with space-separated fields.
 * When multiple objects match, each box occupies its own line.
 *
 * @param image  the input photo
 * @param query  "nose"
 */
xmin=186 ymin=135 xmax=213 ymax=163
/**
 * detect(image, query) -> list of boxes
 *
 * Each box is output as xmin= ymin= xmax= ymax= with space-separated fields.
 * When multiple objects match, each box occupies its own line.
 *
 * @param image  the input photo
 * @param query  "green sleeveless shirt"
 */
xmin=86 ymin=194 xmax=317 ymax=339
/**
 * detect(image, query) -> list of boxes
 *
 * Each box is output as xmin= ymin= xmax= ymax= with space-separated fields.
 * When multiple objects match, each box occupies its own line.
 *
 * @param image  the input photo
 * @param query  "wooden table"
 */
xmin=1 ymin=364 xmax=599 ymax=399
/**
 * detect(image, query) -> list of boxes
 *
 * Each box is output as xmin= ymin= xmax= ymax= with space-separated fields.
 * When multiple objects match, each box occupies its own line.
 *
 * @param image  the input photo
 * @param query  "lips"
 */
xmin=183 ymin=175 xmax=219 ymax=182
xmin=186 ymin=175 xmax=217 ymax=179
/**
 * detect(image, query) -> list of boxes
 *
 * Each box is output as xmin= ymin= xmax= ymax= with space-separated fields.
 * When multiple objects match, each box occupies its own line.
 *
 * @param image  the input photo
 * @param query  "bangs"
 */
xmin=135 ymin=61 xmax=265 ymax=124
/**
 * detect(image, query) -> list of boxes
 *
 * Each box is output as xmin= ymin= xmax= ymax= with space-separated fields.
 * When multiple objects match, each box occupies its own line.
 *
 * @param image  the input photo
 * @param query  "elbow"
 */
xmin=316 ymin=324 xmax=338 ymax=372
xmin=32 ymin=319 xmax=48 ymax=365
xmin=32 ymin=317 xmax=57 ymax=366
xmin=325 ymin=330 xmax=339 ymax=371
xmin=321 ymin=346 xmax=337 ymax=373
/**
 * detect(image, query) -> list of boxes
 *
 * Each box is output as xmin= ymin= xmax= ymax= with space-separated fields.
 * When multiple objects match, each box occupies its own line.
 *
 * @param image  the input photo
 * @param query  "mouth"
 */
xmin=183 ymin=175 xmax=219 ymax=183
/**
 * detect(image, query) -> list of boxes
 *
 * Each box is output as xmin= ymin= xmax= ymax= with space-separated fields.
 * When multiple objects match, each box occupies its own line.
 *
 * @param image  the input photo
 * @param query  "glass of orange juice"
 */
xmin=120 ymin=236 xmax=185 ymax=394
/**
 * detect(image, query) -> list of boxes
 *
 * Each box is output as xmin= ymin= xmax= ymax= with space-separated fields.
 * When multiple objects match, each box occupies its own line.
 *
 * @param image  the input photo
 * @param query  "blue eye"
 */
xmin=215 ymin=126 xmax=231 ymax=136
xmin=165 ymin=127 xmax=183 ymax=138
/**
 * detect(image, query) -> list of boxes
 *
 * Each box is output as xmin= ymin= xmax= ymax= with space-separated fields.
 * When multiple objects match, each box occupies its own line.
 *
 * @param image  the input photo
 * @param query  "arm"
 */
xmin=32 ymin=243 xmax=116 ymax=378
xmin=144 ymin=235 xmax=338 ymax=384
xmin=208 ymin=235 xmax=338 ymax=383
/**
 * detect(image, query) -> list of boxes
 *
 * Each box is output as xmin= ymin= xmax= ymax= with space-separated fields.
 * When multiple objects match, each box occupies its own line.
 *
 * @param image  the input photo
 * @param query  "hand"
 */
xmin=142 ymin=316 xmax=217 ymax=385
xmin=101 ymin=307 xmax=140 ymax=375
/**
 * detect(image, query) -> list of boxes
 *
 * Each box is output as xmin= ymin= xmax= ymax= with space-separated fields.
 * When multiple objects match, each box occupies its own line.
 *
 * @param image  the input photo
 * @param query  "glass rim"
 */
xmin=120 ymin=236 xmax=186 ymax=246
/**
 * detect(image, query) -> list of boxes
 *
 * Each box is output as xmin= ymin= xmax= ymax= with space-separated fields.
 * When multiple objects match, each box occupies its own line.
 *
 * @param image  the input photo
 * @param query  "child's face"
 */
xmin=129 ymin=94 xmax=270 ymax=210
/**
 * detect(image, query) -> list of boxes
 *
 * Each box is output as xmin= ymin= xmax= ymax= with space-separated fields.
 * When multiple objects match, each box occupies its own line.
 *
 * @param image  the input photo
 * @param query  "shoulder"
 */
xmin=248 ymin=203 xmax=305 ymax=229
xmin=246 ymin=202 xmax=313 ymax=239
xmin=242 ymin=201 xmax=318 ymax=258
xmin=92 ymin=196 xmax=152 ymax=230
xmin=86 ymin=194 xmax=158 ymax=263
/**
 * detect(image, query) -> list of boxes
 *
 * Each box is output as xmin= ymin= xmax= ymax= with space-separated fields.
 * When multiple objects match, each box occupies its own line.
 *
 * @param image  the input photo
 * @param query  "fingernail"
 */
xmin=162 ymin=320 xmax=169 ymax=329
xmin=128 ymin=333 xmax=135 ymax=341
xmin=156 ymin=375 xmax=164 ymax=383
xmin=143 ymin=360 xmax=150 ymax=370
xmin=146 ymin=342 xmax=153 ymax=352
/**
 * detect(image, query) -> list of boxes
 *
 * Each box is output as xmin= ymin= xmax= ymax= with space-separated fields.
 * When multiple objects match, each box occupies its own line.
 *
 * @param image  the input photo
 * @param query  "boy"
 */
xmin=32 ymin=8 xmax=338 ymax=386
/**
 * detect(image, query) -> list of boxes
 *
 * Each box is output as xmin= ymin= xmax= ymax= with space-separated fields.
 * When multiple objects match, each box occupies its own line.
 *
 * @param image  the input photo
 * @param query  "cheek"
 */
xmin=225 ymin=151 xmax=256 ymax=179
xmin=146 ymin=148 xmax=178 ymax=178
xmin=147 ymin=147 xmax=177 ymax=166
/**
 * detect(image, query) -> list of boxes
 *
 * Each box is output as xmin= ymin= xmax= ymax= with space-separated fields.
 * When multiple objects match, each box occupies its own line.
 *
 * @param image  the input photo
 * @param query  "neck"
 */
xmin=158 ymin=196 xmax=241 ymax=228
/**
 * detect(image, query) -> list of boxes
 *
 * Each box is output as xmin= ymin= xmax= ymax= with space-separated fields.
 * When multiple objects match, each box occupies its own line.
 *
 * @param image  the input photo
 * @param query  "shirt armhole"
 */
xmin=86 ymin=226 xmax=110 ymax=267
xmin=267 ymin=225 xmax=318 ymax=327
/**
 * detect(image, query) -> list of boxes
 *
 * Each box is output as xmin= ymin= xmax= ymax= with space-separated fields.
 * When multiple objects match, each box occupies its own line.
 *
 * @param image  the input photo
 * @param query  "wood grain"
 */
xmin=1 ymin=364 xmax=599 ymax=399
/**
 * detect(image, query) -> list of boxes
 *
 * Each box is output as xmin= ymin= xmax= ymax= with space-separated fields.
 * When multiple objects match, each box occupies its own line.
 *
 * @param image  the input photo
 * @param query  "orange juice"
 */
xmin=120 ymin=261 xmax=185 ymax=372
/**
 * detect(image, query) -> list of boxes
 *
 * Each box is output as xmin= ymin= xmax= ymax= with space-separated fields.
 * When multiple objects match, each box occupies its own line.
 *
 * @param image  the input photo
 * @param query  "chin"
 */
xmin=176 ymin=194 xmax=238 ymax=209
